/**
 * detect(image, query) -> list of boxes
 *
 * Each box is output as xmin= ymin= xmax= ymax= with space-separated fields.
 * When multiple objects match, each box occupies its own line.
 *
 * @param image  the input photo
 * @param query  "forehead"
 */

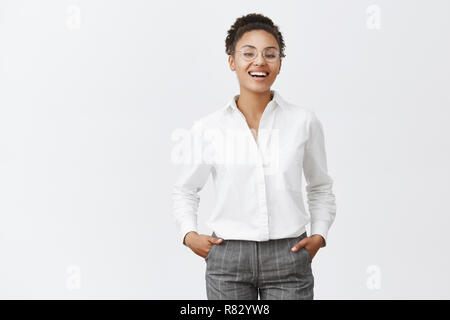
xmin=236 ymin=29 xmax=279 ymax=49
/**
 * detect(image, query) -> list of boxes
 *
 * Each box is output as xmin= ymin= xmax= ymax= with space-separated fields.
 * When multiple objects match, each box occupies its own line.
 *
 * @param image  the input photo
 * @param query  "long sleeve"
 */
xmin=172 ymin=121 xmax=213 ymax=246
xmin=303 ymin=112 xmax=336 ymax=247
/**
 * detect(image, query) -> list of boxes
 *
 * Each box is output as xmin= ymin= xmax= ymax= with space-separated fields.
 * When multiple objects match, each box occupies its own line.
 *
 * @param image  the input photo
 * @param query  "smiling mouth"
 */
xmin=248 ymin=71 xmax=269 ymax=78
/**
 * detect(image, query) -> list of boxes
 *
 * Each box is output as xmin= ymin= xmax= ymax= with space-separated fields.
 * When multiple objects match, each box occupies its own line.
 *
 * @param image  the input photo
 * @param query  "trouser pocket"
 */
xmin=205 ymin=231 xmax=218 ymax=262
xmin=205 ymin=243 xmax=215 ymax=261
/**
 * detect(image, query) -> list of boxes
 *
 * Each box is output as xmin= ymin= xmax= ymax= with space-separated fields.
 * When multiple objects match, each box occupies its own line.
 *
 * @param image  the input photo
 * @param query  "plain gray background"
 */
xmin=0 ymin=0 xmax=449 ymax=299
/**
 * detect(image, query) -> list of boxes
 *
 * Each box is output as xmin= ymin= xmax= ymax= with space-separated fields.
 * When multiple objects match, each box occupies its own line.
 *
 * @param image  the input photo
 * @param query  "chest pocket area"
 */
xmin=274 ymin=142 xmax=305 ymax=193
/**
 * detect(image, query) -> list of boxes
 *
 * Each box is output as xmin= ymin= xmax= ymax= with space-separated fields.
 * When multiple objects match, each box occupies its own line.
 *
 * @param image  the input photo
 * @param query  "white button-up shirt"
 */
xmin=172 ymin=89 xmax=336 ymax=247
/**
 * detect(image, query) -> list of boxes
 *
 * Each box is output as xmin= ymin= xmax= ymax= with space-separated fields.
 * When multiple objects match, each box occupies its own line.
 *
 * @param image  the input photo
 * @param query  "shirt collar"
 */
xmin=225 ymin=89 xmax=284 ymax=113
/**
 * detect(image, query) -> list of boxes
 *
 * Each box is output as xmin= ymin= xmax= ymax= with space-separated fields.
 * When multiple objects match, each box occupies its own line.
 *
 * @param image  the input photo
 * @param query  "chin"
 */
xmin=246 ymin=84 xmax=272 ymax=93
xmin=248 ymin=86 xmax=270 ymax=93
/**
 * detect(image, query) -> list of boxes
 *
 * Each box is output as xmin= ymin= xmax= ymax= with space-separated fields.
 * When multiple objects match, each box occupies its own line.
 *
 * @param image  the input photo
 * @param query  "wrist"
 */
xmin=311 ymin=234 xmax=325 ymax=247
xmin=184 ymin=231 xmax=198 ymax=247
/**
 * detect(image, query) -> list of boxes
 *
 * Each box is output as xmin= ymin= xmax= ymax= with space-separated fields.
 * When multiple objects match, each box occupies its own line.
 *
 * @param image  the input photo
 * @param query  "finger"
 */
xmin=209 ymin=236 xmax=223 ymax=244
xmin=291 ymin=239 xmax=307 ymax=252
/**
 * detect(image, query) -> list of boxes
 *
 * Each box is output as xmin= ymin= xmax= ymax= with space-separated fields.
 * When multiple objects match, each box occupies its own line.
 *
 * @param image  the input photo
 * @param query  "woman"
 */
xmin=172 ymin=13 xmax=336 ymax=300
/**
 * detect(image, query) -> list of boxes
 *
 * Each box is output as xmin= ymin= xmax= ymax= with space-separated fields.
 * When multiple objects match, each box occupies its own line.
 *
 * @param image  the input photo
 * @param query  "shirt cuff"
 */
xmin=311 ymin=220 xmax=331 ymax=248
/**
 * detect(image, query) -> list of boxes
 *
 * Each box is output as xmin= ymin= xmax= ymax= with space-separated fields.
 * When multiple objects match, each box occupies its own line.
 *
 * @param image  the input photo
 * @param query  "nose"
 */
xmin=253 ymin=51 xmax=266 ymax=66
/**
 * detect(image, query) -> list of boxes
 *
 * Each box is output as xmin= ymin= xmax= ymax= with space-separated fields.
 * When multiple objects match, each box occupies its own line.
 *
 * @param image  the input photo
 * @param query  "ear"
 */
xmin=278 ymin=59 xmax=282 ymax=74
xmin=228 ymin=55 xmax=235 ymax=71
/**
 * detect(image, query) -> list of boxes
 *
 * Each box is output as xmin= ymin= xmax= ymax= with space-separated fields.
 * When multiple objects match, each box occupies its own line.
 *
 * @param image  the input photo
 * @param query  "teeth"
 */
xmin=249 ymin=71 xmax=268 ymax=76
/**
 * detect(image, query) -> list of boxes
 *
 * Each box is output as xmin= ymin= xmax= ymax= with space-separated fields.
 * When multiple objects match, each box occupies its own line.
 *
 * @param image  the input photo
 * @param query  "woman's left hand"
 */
xmin=290 ymin=234 xmax=324 ymax=261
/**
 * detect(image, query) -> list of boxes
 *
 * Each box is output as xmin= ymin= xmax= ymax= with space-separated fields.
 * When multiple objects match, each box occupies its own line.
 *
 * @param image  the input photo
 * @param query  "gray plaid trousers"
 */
xmin=205 ymin=231 xmax=314 ymax=300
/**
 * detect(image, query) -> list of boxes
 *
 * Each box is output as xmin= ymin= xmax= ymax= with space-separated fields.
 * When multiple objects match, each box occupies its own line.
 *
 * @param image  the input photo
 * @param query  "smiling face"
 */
xmin=228 ymin=29 xmax=282 ymax=94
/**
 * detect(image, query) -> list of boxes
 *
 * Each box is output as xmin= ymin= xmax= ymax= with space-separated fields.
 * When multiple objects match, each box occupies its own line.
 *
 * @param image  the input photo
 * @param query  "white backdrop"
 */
xmin=0 ymin=0 xmax=449 ymax=299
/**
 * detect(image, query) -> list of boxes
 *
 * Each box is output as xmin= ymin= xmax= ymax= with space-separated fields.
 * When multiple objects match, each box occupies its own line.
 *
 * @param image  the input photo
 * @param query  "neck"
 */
xmin=236 ymin=88 xmax=273 ymax=119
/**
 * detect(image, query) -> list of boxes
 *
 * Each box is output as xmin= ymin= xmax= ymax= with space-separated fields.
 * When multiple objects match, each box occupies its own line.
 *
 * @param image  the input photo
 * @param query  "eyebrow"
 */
xmin=240 ymin=45 xmax=278 ymax=50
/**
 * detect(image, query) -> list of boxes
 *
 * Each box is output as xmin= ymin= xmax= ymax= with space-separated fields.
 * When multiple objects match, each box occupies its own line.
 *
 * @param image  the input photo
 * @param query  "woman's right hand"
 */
xmin=184 ymin=232 xmax=223 ymax=258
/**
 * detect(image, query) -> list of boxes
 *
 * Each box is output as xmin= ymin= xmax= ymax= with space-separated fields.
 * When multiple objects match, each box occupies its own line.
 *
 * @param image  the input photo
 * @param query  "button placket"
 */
xmin=255 ymin=110 xmax=272 ymax=240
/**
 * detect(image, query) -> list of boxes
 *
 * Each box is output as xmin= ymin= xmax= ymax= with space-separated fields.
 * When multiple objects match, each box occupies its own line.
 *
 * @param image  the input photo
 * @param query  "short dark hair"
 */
xmin=225 ymin=13 xmax=286 ymax=58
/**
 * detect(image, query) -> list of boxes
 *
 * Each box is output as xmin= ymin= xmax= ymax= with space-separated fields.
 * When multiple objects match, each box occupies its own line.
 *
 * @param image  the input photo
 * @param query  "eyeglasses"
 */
xmin=233 ymin=46 xmax=281 ymax=63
